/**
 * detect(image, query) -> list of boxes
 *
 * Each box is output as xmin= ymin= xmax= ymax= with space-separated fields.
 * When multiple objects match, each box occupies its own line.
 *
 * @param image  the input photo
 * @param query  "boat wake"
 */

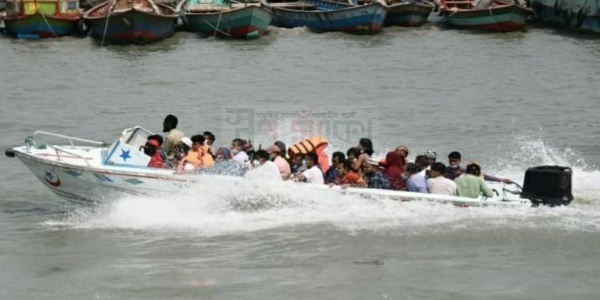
xmin=42 ymin=134 xmax=600 ymax=236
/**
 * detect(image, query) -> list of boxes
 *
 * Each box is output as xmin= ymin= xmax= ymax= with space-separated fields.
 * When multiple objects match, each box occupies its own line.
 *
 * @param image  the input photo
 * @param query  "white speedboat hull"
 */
xmin=8 ymin=127 xmax=534 ymax=207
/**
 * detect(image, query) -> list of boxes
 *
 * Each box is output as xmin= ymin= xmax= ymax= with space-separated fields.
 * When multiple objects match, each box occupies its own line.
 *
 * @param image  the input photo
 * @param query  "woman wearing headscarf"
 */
xmin=381 ymin=151 xmax=406 ymax=190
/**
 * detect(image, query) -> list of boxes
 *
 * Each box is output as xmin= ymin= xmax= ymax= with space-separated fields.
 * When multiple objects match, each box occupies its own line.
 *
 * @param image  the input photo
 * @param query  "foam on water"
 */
xmin=43 ymin=134 xmax=600 ymax=236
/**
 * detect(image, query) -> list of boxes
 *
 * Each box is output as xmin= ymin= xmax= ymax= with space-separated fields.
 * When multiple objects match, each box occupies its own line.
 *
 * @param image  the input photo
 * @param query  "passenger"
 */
xmin=245 ymin=150 xmax=282 ymax=181
xmin=172 ymin=137 xmax=192 ymax=170
xmin=242 ymin=139 xmax=255 ymax=162
xmin=294 ymin=152 xmax=324 ymax=184
xmin=364 ymin=159 xmax=391 ymax=190
xmin=215 ymin=146 xmax=231 ymax=161
xmin=337 ymin=159 xmax=367 ymax=188
xmin=455 ymin=163 xmax=494 ymax=198
xmin=353 ymin=137 xmax=374 ymax=171
xmin=143 ymin=138 xmax=166 ymax=168
xmin=395 ymin=145 xmax=409 ymax=169
xmin=203 ymin=131 xmax=216 ymax=159
xmin=414 ymin=155 xmax=430 ymax=178
xmin=147 ymin=134 xmax=167 ymax=163
xmin=230 ymin=138 xmax=249 ymax=165
xmin=346 ymin=147 xmax=361 ymax=173
xmin=381 ymin=151 xmax=405 ymax=190
xmin=177 ymin=135 xmax=205 ymax=172
xmin=290 ymin=153 xmax=307 ymax=174
xmin=267 ymin=145 xmax=291 ymax=180
xmin=200 ymin=140 xmax=214 ymax=168
xmin=445 ymin=151 xmax=464 ymax=180
xmin=162 ymin=114 xmax=185 ymax=162
xmin=324 ymin=151 xmax=345 ymax=184
xmin=424 ymin=149 xmax=437 ymax=166
xmin=274 ymin=141 xmax=288 ymax=160
xmin=427 ymin=162 xmax=457 ymax=195
xmin=444 ymin=151 xmax=511 ymax=183
xmin=198 ymin=146 xmax=245 ymax=177
xmin=405 ymin=163 xmax=427 ymax=193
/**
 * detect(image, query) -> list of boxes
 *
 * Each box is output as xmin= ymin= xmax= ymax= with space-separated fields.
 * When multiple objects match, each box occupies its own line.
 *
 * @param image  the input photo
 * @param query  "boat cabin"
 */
xmin=4 ymin=0 xmax=79 ymax=17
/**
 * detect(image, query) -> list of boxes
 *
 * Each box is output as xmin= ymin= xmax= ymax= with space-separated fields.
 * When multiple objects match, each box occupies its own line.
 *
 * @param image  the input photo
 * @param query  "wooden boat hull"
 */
xmin=528 ymin=0 xmax=600 ymax=34
xmin=182 ymin=5 xmax=273 ymax=38
xmin=441 ymin=4 xmax=533 ymax=31
xmin=384 ymin=2 xmax=433 ymax=27
xmin=85 ymin=6 xmax=177 ymax=44
xmin=266 ymin=0 xmax=387 ymax=34
xmin=4 ymin=12 xmax=80 ymax=38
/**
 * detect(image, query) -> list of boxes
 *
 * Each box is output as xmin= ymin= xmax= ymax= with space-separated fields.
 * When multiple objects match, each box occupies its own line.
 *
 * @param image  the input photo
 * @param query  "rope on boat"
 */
xmin=39 ymin=11 xmax=58 ymax=37
xmin=213 ymin=7 xmax=225 ymax=37
xmin=101 ymin=0 xmax=118 ymax=47
xmin=204 ymin=20 xmax=231 ymax=37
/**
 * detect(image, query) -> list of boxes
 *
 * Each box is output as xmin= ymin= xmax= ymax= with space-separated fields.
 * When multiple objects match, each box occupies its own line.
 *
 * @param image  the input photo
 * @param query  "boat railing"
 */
xmin=29 ymin=131 xmax=107 ymax=166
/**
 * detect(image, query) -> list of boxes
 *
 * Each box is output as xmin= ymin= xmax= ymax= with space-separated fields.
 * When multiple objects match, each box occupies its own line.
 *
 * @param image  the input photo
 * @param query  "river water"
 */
xmin=1 ymin=26 xmax=599 ymax=299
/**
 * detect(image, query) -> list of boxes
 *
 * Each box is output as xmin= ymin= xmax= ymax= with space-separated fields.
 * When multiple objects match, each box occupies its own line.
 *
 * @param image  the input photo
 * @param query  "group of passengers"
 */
xmin=144 ymin=115 xmax=511 ymax=199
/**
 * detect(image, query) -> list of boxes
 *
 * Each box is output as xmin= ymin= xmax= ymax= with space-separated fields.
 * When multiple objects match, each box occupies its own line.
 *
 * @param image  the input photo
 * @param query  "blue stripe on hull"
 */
xmin=270 ymin=2 xmax=386 ymax=33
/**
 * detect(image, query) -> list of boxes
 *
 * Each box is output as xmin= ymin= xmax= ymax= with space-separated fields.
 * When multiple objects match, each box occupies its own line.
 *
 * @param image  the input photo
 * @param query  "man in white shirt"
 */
xmin=427 ymin=162 xmax=457 ymax=196
xmin=230 ymin=138 xmax=249 ymax=165
xmin=267 ymin=145 xmax=291 ymax=180
xmin=295 ymin=152 xmax=324 ymax=184
xmin=245 ymin=150 xmax=282 ymax=181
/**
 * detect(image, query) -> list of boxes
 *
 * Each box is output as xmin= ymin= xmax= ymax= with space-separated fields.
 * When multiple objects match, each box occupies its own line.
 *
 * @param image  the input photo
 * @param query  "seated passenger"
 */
xmin=147 ymin=134 xmax=167 ymax=163
xmin=346 ymin=147 xmax=361 ymax=172
xmin=424 ymin=149 xmax=437 ymax=166
xmin=337 ymin=159 xmax=367 ymax=188
xmin=353 ymin=138 xmax=374 ymax=171
xmin=455 ymin=163 xmax=494 ymax=198
xmin=427 ymin=162 xmax=457 ymax=196
xmin=143 ymin=138 xmax=166 ymax=168
xmin=177 ymin=135 xmax=205 ymax=172
xmin=267 ymin=145 xmax=291 ymax=180
xmin=290 ymin=153 xmax=307 ymax=174
xmin=444 ymin=151 xmax=511 ymax=183
xmin=295 ymin=152 xmax=324 ymax=184
xmin=365 ymin=159 xmax=391 ymax=190
xmin=324 ymin=151 xmax=345 ymax=184
xmin=405 ymin=163 xmax=427 ymax=193
xmin=230 ymin=138 xmax=249 ymax=165
xmin=381 ymin=151 xmax=406 ymax=190
xmin=197 ymin=146 xmax=245 ymax=177
xmin=245 ymin=150 xmax=282 ymax=181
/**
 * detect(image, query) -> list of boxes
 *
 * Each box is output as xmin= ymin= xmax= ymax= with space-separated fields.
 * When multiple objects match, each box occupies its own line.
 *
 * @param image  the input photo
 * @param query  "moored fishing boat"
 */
xmin=528 ymin=0 xmax=600 ymax=34
xmin=3 ymin=0 xmax=81 ymax=38
xmin=5 ymin=127 xmax=574 ymax=207
xmin=262 ymin=0 xmax=387 ymax=34
xmin=353 ymin=0 xmax=433 ymax=27
xmin=380 ymin=0 xmax=434 ymax=27
xmin=177 ymin=0 xmax=272 ymax=38
xmin=438 ymin=0 xmax=534 ymax=31
xmin=83 ymin=0 xmax=178 ymax=45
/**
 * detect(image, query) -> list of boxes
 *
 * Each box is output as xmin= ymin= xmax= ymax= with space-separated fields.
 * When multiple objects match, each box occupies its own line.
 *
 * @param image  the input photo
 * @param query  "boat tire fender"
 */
xmin=5 ymin=148 xmax=15 ymax=158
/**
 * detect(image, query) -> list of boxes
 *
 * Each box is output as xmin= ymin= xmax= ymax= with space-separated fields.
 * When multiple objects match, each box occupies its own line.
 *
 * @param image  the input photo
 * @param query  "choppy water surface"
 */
xmin=1 ymin=26 xmax=599 ymax=299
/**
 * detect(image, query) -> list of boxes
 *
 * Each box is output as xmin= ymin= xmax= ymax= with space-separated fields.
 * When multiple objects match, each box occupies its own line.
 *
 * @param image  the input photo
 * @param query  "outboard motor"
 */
xmin=521 ymin=166 xmax=573 ymax=206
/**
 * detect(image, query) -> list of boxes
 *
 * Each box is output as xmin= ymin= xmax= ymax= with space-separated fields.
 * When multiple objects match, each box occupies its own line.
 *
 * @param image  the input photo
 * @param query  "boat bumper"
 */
xmin=5 ymin=148 xmax=16 ymax=158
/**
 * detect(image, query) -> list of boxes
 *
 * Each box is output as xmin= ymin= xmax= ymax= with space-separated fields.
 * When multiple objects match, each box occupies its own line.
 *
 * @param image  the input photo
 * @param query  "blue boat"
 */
xmin=263 ymin=0 xmax=387 ymax=34
xmin=529 ymin=0 xmax=600 ymax=34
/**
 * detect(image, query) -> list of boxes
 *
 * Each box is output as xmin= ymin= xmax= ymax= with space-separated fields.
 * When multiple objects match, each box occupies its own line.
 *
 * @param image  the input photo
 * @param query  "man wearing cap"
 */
xmin=364 ymin=158 xmax=391 ymax=190
xmin=267 ymin=145 xmax=291 ymax=180
xmin=424 ymin=149 xmax=437 ymax=166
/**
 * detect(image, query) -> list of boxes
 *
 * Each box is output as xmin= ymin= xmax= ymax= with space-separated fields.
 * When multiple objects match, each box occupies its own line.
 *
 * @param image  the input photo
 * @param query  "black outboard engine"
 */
xmin=521 ymin=166 xmax=573 ymax=206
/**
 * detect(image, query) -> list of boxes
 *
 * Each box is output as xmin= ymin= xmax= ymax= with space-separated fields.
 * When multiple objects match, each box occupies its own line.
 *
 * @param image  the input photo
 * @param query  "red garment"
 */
xmin=382 ymin=152 xmax=405 ymax=190
xmin=341 ymin=171 xmax=362 ymax=185
xmin=148 ymin=152 xmax=166 ymax=168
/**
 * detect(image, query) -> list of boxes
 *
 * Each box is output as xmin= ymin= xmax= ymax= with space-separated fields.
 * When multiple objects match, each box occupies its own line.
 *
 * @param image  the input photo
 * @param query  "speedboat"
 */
xmin=5 ymin=127 xmax=573 ymax=207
